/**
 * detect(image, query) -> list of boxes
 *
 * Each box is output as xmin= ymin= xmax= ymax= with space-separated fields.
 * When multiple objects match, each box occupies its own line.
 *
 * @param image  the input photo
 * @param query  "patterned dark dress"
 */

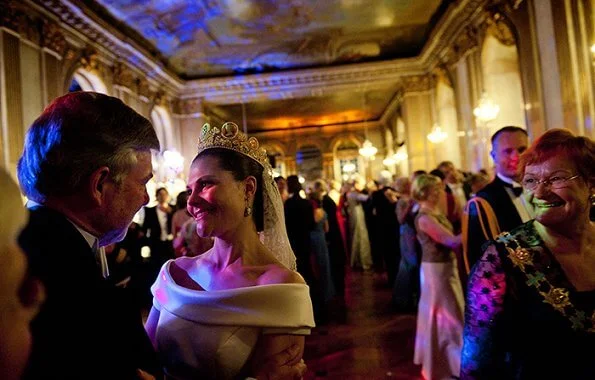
xmin=461 ymin=220 xmax=595 ymax=379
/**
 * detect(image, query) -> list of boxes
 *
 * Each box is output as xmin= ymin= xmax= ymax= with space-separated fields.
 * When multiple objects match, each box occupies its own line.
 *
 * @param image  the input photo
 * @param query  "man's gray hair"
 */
xmin=17 ymin=92 xmax=160 ymax=202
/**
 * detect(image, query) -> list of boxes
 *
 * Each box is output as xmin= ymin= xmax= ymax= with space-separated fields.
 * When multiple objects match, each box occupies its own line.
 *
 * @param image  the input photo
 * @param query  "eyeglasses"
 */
xmin=522 ymin=174 xmax=580 ymax=190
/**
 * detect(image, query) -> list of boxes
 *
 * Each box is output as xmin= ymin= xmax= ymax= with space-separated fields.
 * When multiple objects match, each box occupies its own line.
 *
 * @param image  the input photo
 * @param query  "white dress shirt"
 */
xmin=496 ymin=173 xmax=533 ymax=223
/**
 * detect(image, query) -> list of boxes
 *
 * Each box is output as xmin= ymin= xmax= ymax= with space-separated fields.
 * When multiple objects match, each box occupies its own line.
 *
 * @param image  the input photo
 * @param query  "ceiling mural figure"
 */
xmin=92 ymin=0 xmax=447 ymax=78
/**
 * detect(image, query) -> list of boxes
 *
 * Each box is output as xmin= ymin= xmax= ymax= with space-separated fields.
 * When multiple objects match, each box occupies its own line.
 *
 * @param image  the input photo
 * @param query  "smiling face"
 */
xmin=523 ymin=155 xmax=592 ymax=227
xmin=186 ymin=155 xmax=248 ymax=239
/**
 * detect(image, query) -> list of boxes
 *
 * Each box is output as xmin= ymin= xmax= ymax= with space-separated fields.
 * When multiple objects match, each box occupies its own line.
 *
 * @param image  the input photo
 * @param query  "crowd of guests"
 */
xmin=1 ymin=90 xmax=593 ymax=380
xmin=274 ymin=125 xmax=594 ymax=379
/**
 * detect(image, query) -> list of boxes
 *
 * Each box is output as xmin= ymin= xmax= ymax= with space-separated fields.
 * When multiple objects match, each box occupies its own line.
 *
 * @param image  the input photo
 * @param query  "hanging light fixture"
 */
xmin=427 ymin=124 xmax=448 ymax=144
xmin=359 ymin=139 xmax=378 ymax=159
xmin=382 ymin=156 xmax=396 ymax=166
xmin=358 ymin=91 xmax=377 ymax=159
xmin=392 ymin=147 xmax=408 ymax=163
xmin=426 ymin=87 xmax=448 ymax=144
xmin=473 ymin=91 xmax=500 ymax=123
xmin=342 ymin=162 xmax=356 ymax=173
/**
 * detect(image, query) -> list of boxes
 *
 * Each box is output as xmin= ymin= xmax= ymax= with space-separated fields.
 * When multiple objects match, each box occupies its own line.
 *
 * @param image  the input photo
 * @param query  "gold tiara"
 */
xmin=197 ymin=122 xmax=268 ymax=168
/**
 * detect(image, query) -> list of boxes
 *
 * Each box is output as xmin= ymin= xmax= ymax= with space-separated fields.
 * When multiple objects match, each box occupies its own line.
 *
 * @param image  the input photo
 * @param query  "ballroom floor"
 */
xmin=303 ymin=269 xmax=422 ymax=380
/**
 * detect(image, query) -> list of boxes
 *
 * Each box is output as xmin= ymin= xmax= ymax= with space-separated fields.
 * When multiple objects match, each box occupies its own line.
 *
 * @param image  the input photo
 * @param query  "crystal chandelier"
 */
xmin=426 ymin=87 xmax=448 ymax=144
xmin=427 ymin=124 xmax=448 ymax=144
xmin=392 ymin=148 xmax=408 ymax=163
xmin=358 ymin=92 xmax=377 ymax=159
xmin=359 ymin=139 xmax=378 ymax=158
xmin=473 ymin=92 xmax=500 ymax=123
xmin=382 ymin=156 xmax=395 ymax=166
xmin=342 ymin=162 xmax=356 ymax=173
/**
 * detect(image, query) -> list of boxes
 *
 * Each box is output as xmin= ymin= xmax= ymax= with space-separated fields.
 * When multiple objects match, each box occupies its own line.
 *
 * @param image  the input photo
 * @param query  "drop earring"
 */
xmin=244 ymin=198 xmax=252 ymax=217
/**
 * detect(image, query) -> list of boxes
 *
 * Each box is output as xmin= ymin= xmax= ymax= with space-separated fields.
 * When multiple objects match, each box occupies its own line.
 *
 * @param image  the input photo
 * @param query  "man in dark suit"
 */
xmin=142 ymin=187 xmax=174 ymax=270
xmin=17 ymin=92 xmax=160 ymax=379
xmin=313 ymin=179 xmax=346 ymax=297
xmin=284 ymin=175 xmax=320 ymax=319
xmin=464 ymin=126 xmax=532 ymax=271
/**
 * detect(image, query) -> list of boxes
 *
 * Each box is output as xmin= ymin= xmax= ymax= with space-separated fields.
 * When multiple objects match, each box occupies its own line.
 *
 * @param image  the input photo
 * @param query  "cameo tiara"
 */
xmin=196 ymin=122 xmax=268 ymax=168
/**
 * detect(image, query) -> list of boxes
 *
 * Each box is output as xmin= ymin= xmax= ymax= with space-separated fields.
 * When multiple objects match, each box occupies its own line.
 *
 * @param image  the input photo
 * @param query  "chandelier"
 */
xmin=473 ymin=92 xmax=500 ymax=123
xmin=427 ymin=124 xmax=448 ymax=144
xmin=427 ymin=88 xmax=448 ymax=144
xmin=359 ymin=139 xmax=378 ymax=158
xmin=392 ymin=148 xmax=408 ymax=163
xmin=358 ymin=91 xmax=377 ymax=159
xmin=342 ymin=162 xmax=356 ymax=173
xmin=382 ymin=156 xmax=395 ymax=166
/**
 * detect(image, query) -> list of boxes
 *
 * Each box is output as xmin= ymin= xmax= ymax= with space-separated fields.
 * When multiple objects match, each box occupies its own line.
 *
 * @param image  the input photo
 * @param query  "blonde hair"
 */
xmin=411 ymin=174 xmax=442 ymax=202
xmin=394 ymin=177 xmax=411 ymax=194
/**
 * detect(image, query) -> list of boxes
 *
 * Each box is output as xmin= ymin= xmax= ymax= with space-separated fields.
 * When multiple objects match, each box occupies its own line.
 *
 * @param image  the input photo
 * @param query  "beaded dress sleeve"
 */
xmin=460 ymin=242 xmax=511 ymax=379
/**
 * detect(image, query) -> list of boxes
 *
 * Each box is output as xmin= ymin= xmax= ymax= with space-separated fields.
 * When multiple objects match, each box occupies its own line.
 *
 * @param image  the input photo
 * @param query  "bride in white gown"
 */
xmin=145 ymin=122 xmax=315 ymax=379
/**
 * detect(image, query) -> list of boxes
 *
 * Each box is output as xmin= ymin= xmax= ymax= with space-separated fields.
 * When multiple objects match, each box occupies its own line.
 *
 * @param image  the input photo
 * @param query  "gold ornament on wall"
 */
xmin=486 ymin=11 xmax=516 ymax=46
xmin=79 ymin=48 xmax=99 ymax=72
xmin=41 ymin=20 xmax=66 ymax=55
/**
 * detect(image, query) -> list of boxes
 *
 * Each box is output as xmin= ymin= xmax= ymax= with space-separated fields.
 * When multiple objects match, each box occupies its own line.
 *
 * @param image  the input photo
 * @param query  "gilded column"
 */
xmin=322 ymin=152 xmax=334 ymax=180
xmin=400 ymin=75 xmax=435 ymax=173
xmin=1 ymin=31 xmax=24 ymax=169
xmin=284 ymin=156 xmax=297 ymax=176
xmin=40 ymin=20 xmax=66 ymax=105
xmin=174 ymin=98 xmax=206 ymax=176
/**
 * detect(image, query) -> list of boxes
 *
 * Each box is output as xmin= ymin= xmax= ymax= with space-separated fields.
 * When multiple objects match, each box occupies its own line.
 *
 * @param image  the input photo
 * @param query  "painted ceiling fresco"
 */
xmin=91 ymin=0 xmax=448 ymax=79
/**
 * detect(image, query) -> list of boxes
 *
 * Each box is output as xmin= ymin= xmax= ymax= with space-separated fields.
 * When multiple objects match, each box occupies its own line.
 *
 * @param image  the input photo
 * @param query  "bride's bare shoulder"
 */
xmin=259 ymin=265 xmax=305 ymax=286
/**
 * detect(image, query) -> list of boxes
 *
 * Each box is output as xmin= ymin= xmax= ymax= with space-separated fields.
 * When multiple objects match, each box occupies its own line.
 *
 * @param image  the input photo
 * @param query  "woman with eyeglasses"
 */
xmin=461 ymin=129 xmax=595 ymax=379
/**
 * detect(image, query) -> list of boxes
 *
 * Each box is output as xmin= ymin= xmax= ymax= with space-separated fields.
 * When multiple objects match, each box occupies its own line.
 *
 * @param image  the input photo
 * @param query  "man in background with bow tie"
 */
xmin=17 ymin=92 xmax=160 ymax=379
xmin=463 ymin=126 xmax=532 ymax=272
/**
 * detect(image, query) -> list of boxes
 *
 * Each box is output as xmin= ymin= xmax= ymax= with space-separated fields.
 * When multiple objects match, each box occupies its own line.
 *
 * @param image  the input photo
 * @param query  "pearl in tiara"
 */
xmin=196 ymin=122 xmax=269 ymax=168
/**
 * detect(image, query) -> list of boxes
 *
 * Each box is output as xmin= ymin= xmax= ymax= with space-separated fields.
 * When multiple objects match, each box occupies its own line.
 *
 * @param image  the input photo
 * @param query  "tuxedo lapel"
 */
xmin=484 ymin=177 xmax=523 ymax=232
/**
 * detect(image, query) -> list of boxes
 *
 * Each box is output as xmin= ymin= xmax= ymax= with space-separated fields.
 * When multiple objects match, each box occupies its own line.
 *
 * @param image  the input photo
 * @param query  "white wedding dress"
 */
xmin=150 ymin=259 xmax=315 ymax=379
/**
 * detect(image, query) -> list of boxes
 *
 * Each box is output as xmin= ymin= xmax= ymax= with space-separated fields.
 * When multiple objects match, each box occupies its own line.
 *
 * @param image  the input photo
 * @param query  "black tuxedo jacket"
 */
xmin=142 ymin=205 xmax=172 ymax=245
xmin=465 ymin=176 xmax=524 ymax=270
xmin=18 ymin=206 xmax=159 ymax=379
xmin=284 ymin=194 xmax=315 ymax=272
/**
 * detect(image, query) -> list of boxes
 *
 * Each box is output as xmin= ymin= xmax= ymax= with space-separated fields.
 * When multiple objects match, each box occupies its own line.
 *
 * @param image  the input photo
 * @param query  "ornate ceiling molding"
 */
xmin=419 ymin=0 xmax=488 ymax=68
xmin=31 ymin=0 xmax=182 ymax=93
xmin=400 ymin=75 xmax=433 ymax=93
xmin=112 ymin=61 xmax=136 ymax=89
xmin=486 ymin=11 xmax=516 ymax=46
xmin=41 ymin=19 xmax=66 ymax=55
xmin=172 ymin=98 xmax=205 ymax=116
xmin=181 ymin=58 xmax=425 ymax=105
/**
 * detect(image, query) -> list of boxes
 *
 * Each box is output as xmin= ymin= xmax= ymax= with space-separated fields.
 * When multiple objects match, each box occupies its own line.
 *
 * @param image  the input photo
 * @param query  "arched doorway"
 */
xmin=296 ymin=144 xmax=323 ymax=183
xmin=150 ymin=105 xmax=174 ymax=151
xmin=332 ymin=136 xmax=363 ymax=182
